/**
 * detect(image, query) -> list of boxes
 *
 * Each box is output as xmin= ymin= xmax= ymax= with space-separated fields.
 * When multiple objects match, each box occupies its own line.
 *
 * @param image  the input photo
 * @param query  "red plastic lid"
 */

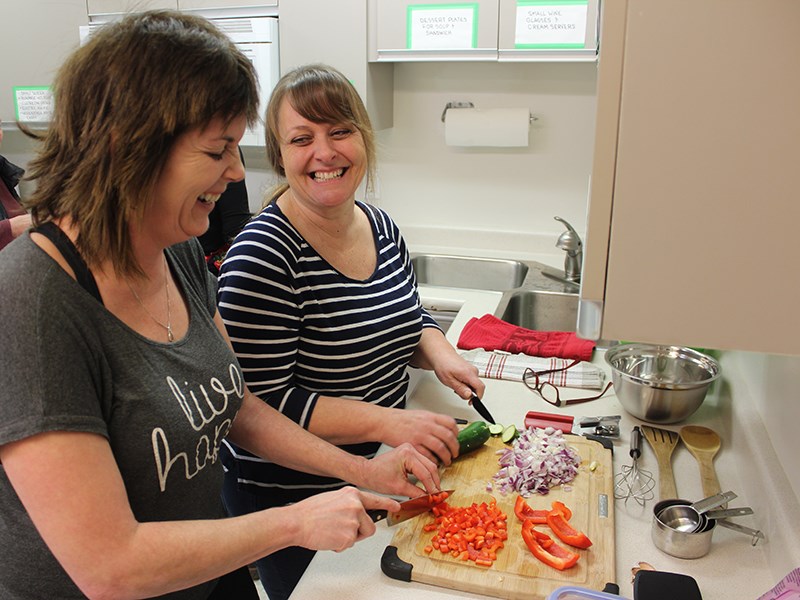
xmin=524 ymin=410 xmax=574 ymax=433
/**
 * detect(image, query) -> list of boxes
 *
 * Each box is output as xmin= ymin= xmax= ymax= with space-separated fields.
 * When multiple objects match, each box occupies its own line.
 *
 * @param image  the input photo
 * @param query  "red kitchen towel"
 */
xmin=456 ymin=314 xmax=595 ymax=361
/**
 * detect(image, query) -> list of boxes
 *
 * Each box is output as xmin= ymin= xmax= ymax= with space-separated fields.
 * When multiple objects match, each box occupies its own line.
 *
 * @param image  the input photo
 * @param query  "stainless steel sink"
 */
xmin=412 ymin=252 xmax=581 ymax=333
xmin=494 ymin=290 xmax=579 ymax=332
xmin=412 ymin=254 xmax=528 ymax=291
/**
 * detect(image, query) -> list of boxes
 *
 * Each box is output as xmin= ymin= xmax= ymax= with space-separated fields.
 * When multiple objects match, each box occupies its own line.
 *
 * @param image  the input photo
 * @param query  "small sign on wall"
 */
xmin=407 ymin=3 xmax=479 ymax=50
xmin=514 ymin=0 xmax=589 ymax=49
xmin=14 ymin=86 xmax=54 ymax=122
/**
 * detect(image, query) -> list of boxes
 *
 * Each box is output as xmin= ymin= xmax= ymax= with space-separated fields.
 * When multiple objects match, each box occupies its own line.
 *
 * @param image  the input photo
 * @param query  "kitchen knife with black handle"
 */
xmin=469 ymin=393 xmax=496 ymax=425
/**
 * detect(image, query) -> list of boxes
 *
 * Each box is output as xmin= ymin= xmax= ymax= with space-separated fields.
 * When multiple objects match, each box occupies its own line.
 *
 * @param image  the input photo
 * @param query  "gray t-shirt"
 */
xmin=0 ymin=234 xmax=245 ymax=599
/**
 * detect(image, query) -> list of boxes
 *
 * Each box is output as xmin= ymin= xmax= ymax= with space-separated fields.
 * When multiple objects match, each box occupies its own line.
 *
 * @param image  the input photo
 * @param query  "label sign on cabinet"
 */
xmin=514 ymin=0 xmax=589 ymax=49
xmin=13 ymin=86 xmax=53 ymax=123
xmin=406 ymin=3 xmax=479 ymax=50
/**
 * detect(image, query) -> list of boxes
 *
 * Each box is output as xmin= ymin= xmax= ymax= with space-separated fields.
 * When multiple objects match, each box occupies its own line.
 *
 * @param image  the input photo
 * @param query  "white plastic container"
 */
xmin=547 ymin=586 xmax=631 ymax=600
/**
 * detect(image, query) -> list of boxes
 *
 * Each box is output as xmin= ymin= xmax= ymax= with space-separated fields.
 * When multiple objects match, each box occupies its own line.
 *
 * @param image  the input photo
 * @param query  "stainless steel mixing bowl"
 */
xmin=605 ymin=344 xmax=721 ymax=424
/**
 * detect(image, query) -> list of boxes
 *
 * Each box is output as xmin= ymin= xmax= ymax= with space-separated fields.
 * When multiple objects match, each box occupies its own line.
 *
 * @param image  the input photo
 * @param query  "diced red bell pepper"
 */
xmin=521 ymin=520 xmax=580 ymax=571
xmin=514 ymin=495 xmax=548 ymax=523
xmin=423 ymin=496 xmax=508 ymax=568
xmin=546 ymin=509 xmax=592 ymax=549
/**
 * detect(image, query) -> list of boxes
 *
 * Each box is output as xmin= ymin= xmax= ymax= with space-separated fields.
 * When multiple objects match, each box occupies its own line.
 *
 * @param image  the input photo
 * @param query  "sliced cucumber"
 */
xmin=501 ymin=424 xmax=519 ymax=444
xmin=488 ymin=423 xmax=505 ymax=436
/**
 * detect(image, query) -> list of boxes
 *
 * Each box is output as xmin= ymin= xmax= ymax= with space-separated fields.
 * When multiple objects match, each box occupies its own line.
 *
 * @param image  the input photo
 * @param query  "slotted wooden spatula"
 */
xmin=641 ymin=425 xmax=680 ymax=500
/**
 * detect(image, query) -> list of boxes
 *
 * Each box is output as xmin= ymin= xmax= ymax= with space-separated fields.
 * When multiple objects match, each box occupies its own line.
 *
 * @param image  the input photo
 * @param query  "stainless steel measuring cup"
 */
xmin=652 ymin=492 xmax=763 ymax=558
xmin=652 ymin=498 xmax=717 ymax=558
xmin=656 ymin=491 xmax=738 ymax=533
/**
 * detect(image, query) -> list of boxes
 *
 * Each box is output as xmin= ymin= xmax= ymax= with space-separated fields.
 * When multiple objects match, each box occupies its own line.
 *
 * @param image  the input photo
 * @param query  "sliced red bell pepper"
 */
xmin=546 ymin=508 xmax=592 ymax=549
xmin=521 ymin=520 xmax=580 ymax=571
xmin=550 ymin=500 xmax=572 ymax=520
xmin=514 ymin=495 xmax=548 ymax=523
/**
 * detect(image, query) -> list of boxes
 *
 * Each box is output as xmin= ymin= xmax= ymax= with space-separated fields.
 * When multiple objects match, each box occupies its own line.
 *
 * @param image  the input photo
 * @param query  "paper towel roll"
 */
xmin=444 ymin=107 xmax=530 ymax=147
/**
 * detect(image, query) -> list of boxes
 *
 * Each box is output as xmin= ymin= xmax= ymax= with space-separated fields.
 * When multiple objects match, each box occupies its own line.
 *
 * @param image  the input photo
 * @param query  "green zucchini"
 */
xmin=501 ymin=424 xmax=519 ymax=444
xmin=457 ymin=421 xmax=491 ymax=455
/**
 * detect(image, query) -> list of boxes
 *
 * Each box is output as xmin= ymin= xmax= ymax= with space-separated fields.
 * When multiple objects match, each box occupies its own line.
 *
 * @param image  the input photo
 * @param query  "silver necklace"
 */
xmin=127 ymin=254 xmax=174 ymax=342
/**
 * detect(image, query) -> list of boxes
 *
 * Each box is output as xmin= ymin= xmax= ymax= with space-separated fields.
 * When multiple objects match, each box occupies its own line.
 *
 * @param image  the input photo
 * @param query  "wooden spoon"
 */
xmin=679 ymin=425 xmax=722 ymax=499
xmin=641 ymin=425 xmax=679 ymax=500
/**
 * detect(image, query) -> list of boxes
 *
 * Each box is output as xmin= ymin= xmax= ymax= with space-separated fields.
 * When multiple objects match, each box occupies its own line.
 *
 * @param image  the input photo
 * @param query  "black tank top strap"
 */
xmin=34 ymin=221 xmax=103 ymax=304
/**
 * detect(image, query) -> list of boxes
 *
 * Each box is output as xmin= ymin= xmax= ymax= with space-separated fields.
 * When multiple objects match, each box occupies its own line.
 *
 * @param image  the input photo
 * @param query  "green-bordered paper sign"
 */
xmin=13 ymin=86 xmax=53 ymax=122
xmin=407 ymin=3 xmax=479 ymax=50
xmin=515 ymin=0 xmax=589 ymax=49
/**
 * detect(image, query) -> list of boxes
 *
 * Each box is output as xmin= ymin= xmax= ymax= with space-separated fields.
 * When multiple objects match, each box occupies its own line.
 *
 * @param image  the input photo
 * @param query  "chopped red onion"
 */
xmin=491 ymin=427 xmax=581 ymax=496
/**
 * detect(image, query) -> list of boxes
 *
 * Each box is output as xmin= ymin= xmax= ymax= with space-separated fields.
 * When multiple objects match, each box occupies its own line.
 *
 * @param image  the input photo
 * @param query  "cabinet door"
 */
xmin=280 ymin=0 xmax=393 ymax=130
xmin=87 ymin=0 xmax=177 ymax=13
xmin=370 ymin=0 xmax=500 ymax=62
xmin=579 ymin=0 xmax=800 ymax=355
xmin=498 ymin=0 xmax=599 ymax=62
xmin=1 ymin=0 xmax=88 ymax=123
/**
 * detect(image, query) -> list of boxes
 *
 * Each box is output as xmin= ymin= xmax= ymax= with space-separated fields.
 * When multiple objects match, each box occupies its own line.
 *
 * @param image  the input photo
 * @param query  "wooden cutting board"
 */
xmin=381 ymin=434 xmax=615 ymax=599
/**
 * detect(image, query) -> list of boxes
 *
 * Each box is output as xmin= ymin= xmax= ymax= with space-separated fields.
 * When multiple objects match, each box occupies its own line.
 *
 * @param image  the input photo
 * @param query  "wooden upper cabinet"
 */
xmin=578 ymin=0 xmax=800 ymax=355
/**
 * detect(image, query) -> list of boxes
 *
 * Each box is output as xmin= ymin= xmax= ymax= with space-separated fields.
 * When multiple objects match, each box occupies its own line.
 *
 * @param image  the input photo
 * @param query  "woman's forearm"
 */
xmin=304 ymin=395 xmax=396 ymax=445
xmin=227 ymin=392 xmax=441 ymax=497
xmin=410 ymin=327 xmax=484 ymax=401
xmin=113 ymin=504 xmax=301 ymax=598
xmin=227 ymin=392 xmax=370 ymax=486
xmin=410 ymin=326 xmax=457 ymax=370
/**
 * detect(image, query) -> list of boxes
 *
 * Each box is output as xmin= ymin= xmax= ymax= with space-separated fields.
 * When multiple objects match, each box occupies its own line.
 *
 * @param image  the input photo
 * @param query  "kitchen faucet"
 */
xmin=554 ymin=216 xmax=582 ymax=283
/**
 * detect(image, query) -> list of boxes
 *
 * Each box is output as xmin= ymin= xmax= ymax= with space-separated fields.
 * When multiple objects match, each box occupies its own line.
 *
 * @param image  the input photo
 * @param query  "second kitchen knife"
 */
xmin=369 ymin=490 xmax=454 ymax=527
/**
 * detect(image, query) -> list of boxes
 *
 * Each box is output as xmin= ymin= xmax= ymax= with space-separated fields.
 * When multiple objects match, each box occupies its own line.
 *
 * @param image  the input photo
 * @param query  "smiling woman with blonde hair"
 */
xmin=217 ymin=64 xmax=485 ymax=600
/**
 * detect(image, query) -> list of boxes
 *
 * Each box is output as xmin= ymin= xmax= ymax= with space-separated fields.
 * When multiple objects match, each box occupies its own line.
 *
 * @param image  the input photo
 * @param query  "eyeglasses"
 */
xmin=522 ymin=360 xmax=613 ymax=407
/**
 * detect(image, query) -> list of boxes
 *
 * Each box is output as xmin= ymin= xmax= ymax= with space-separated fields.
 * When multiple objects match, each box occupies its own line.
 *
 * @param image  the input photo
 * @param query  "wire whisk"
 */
xmin=614 ymin=426 xmax=655 ymax=506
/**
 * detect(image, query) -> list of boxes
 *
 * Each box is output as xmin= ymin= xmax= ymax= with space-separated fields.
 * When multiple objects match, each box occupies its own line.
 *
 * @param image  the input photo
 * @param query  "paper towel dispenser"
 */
xmin=441 ymin=102 xmax=536 ymax=148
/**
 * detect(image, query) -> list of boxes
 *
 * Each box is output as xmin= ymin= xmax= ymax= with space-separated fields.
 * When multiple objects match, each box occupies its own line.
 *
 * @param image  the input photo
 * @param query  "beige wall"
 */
xmin=374 ymin=61 xmax=597 ymax=260
xmin=721 ymin=351 xmax=800 ymax=577
xmin=241 ymin=60 xmax=598 ymax=263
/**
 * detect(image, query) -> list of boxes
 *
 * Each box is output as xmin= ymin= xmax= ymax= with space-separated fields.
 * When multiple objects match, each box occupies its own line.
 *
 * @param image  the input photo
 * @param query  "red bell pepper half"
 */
xmin=546 ymin=508 xmax=592 ymax=549
xmin=520 ymin=520 xmax=580 ymax=571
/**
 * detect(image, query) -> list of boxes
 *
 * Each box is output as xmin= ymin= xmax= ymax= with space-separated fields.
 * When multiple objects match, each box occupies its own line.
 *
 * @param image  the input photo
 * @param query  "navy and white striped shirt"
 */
xmin=217 ymin=200 xmax=439 ymax=504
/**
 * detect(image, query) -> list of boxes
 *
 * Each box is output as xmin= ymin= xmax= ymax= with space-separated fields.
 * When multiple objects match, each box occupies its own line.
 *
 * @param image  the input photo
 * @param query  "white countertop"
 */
xmin=291 ymin=287 xmax=779 ymax=600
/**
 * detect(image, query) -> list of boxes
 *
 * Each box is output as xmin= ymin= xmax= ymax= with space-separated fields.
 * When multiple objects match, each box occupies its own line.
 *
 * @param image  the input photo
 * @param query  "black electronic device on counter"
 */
xmin=633 ymin=570 xmax=702 ymax=600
